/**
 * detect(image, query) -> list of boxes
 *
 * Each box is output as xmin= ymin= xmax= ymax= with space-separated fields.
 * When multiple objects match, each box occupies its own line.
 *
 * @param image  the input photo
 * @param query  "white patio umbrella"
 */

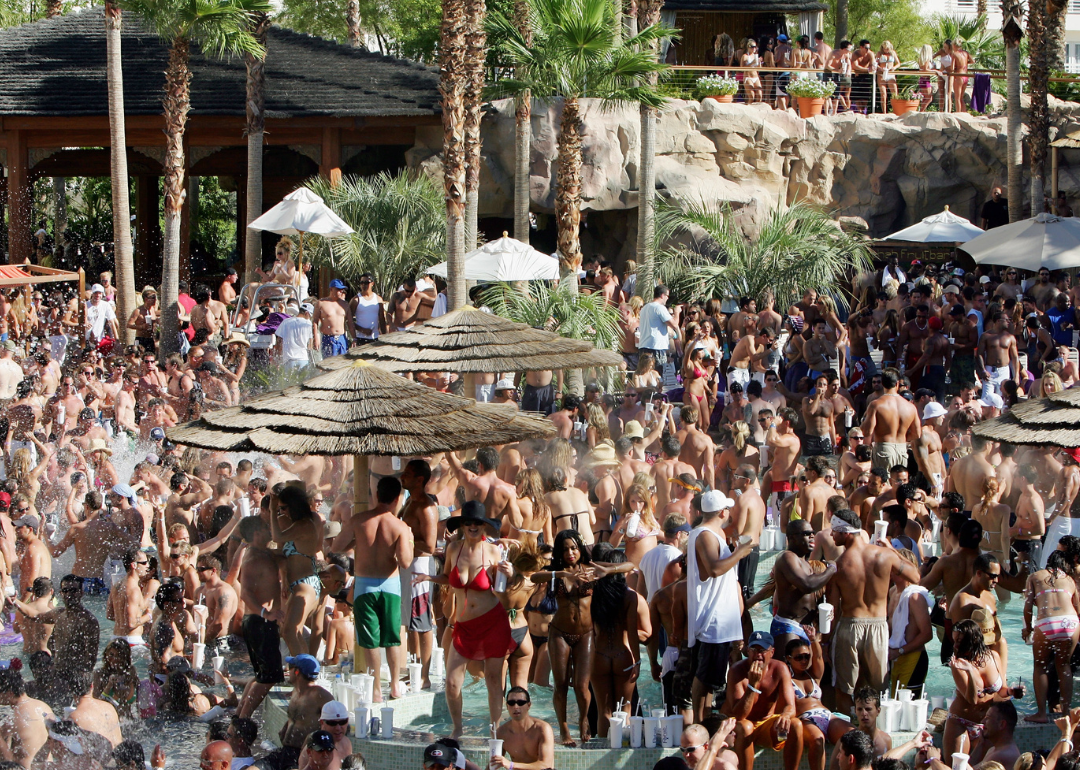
xmin=427 ymin=233 xmax=559 ymax=281
xmin=248 ymin=188 xmax=354 ymax=272
xmin=884 ymin=205 xmax=984 ymax=243
xmin=960 ymin=212 xmax=1080 ymax=271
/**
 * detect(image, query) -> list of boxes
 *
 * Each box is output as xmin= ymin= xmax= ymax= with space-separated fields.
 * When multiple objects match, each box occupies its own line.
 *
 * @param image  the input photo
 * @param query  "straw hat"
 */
xmin=226 ymin=331 xmax=250 ymax=348
xmin=971 ymin=608 xmax=998 ymax=645
xmin=88 ymin=438 xmax=111 ymax=457
xmin=622 ymin=420 xmax=645 ymax=440
xmin=582 ymin=440 xmax=621 ymax=469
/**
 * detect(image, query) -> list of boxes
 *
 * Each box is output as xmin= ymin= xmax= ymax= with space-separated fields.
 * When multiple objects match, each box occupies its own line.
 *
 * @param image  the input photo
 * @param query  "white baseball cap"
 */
xmin=700 ymin=490 xmax=733 ymax=513
xmin=922 ymin=402 xmax=947 ymax=420
xmin=321 ymin=700 xmax=350 ymax=721
xmin=90 ymin=284 xmax=105 ymax=295
xmin=979 ymin=392 xmax=1004 ymax=409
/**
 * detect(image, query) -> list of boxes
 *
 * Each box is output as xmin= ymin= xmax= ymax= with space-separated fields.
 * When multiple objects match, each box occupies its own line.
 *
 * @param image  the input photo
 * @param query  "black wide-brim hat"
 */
xmin=445 ymin=500 xmax=501 ymax=534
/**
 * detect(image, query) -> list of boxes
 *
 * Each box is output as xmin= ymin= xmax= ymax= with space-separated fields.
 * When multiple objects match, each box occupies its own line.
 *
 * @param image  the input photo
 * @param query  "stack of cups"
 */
xmin=191 ymin=642 xmax=206 ymax=671
xmin=490 ymin=738 xmax=504 ymax=760
xmin=356 ymin=674 xmax=375 ymax=705
xmin=432 ymin=647 xmax=446 ymax=679
xmin=609 ymin=717 xmax=624 ymax=749
xmin=644 ymin=711 xmax=663 ymax=748
xmin=408 ymin=662 xmax=423 ymax=694
xmin=380 ymin=707 xmax=394 ymax=738
xmin=662 ymin=715 xmax=682 ymax=748
xmin=882 ymin=700 xmax=902 ymax=732
xmin=629 ymin=716 xmax=644 ymax=748
xmin=903 ymin=699 xmax=929 ymax=732
xmin=897 ymin=688 xmax=913 ymax=703
xmin=354 ymin=705 xmax=370 ymax=738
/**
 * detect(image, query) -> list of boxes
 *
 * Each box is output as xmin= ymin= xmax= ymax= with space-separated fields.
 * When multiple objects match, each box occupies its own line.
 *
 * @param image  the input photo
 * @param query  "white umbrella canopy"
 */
xmin=960 ymin=212 xmax=1080 ymax=271
xmin=884 ymin=206 xmax=984 ymax=243
xmin=247 ymin=187 xmax=354 ymax=238
xmin=427 ymin=233 xmax=559 ymax=281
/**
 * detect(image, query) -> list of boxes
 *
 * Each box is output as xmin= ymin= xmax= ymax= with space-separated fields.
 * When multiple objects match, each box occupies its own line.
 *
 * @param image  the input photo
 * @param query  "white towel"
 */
xmin=660 ymin=645 xmax=680 ymax=677
xmin=889 ymin=584 xmax=932 ymax=649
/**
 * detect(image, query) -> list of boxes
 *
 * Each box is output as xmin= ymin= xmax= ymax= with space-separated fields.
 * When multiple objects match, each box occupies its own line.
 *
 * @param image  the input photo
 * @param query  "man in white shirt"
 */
xmin=85 ymin=284 xmax=118 ymax=344
xmin=637 ymin=284 xmax=679 ymax=366
xmin=638 ymin=512 xmax=690 ymax=600
xmin=275 ymin=303 xmax=315 ymax=369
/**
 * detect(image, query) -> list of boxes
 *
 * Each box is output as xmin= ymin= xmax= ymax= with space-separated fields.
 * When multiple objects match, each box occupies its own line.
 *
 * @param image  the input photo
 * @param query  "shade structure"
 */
xmin=318 ymin=306 xmax=624 ymax=373
xmin=973 ymin=387 xmax=1080 ymax=447
xmin=883 ymin=206 xmax=984 ymax=243
xmin=426 ymin=234 xmax=560 ymax=281
xmin=247 ymin=187 xmax=354 ymax=239
xmin=960 ymin=212 xmax=1080 ymax=271
xmin=166 ymin=360 xmax=556 ymax=456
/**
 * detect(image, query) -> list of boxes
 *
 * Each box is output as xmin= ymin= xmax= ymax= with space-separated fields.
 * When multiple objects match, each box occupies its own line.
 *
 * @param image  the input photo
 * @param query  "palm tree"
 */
xmin=653 ymin=198 xmax=873 ymax=310
xmin=440 ymin=0 xmax=468 ymax=309
xmin=488 ymin=0 xmax=673 ymax=290
xmin=834 ymin=0 xmax=848 ymax=48
xmin=305 ymin=171 xmax=445 ymax=296
xmin=463 ymin=0 xmax=486 ymax=250
xmin=347 ymin=0 xmax=361 ymax=46
xmin=634 ymin=0 xmax=664 ymax=299
xmin=1028 ymin=0 xmax=1049 ymax=213
xmin=106 ymin=1 xmax=137 ymax=344
xmin=977 ymin=0 xmax=987 ymax=16
xmin=244 ymin=11 xmax=269 ymax=284
xmin=121 ymin=0 xmax=270 ymax=356
xmin=1002 ymin=0 xmax=1023 ymax=222
xmin=481 ymin=280 xmax=621 ymax=349
xmin=1047 ymin=2 xmax=1066 ymax=71
xmin=512 ymin=0 xmax=531 ymax=243
xmin=47 ymin=0 xmax=62 ymax=18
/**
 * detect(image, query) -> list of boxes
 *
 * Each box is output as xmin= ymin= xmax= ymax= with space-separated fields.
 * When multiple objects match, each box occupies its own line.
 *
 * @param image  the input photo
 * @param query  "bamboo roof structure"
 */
xmin=972 ymin=388 xmax=1080 ymax=447
xmin=167 ymin=360 xmax=556 ymax=456
xmin=319 ymin=306 xmax=624 ymax=373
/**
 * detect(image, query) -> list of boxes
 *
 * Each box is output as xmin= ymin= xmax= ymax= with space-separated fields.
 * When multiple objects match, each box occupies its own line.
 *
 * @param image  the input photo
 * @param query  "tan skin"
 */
xmin=1023 ymin=562 xmax=1080 ymax=722
xmin=270 ymin=493 xmax=325 ymax=657
xmin=499 ymin=556 xmax=538 ymax=691
xmin=609 ymin=489 xmax=660 ymax=566
xmin=943 ymin=625 xmax=1008 ymax=757
xmin=722 ymin=644 xmax=803 ymax=770
xmin=787 ymin=633 xmax=852 ymax=770
xmin=590 ymin=574 xmax=651 ymax=739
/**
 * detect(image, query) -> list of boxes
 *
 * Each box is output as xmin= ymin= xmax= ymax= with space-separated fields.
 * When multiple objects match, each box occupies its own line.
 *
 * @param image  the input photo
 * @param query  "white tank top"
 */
xmin=686 ymin=527 xmax=743 ymax=645
xmin=354 ymin=294 xmax=381 ymax=339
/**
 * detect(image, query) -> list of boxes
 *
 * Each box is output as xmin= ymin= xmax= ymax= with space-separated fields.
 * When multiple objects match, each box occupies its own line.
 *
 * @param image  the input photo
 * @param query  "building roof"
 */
xmin=0 ymin=7 xmax=440 ymax=118
xmin=666 ymin=0 xmax=827 ymax=11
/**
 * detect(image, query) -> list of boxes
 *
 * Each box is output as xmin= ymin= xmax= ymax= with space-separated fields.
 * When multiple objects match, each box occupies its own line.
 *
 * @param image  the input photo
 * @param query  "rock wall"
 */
xmin=405 ymin=96 xmax=1080 ymax=252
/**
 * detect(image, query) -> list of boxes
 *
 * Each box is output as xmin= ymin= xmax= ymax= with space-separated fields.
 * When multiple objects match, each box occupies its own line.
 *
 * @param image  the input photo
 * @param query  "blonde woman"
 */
xmin=630 ymin=352 xmax=662 ymax=391
xmin=609 ymin=483 xmax=662 ymax=567
xmin=917 ymin=44 xmax=935 ymax=110
xmin=972 ymin=476 xmax=1010 ymax=567
xmin=585 ymin=403 xmax=610 ymax=448
xmin=260 ymin=237 xmax=298 ymax=287
xmin=715 ymin=420 xmax=760 ymax=493
xmin=9 ymin=439 xmax=51 ymax=518
xmin=504 ymin=468 xmax=553 ymax=548
xmin=742 ymin=39 xmax=763 ymax=103
xmin=619 ymin=297 xmax=643 ymax=370
xmin=877 ymin=41 xmax=899 ymax=109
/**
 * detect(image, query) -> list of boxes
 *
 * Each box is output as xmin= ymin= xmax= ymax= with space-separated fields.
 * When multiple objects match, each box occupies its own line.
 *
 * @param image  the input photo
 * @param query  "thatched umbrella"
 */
xmin=167 ymin=360 xmax=556 ymax=513
xmin=318 ymin=306 xmax=623 ymax=375
xmin=973 ymin=388 xmax=1080 ymax=447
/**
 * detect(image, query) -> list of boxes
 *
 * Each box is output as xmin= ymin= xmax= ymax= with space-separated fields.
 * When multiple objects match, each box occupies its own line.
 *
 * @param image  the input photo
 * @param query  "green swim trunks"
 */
xmin=353 ymin=575 xmax=402 ymax=648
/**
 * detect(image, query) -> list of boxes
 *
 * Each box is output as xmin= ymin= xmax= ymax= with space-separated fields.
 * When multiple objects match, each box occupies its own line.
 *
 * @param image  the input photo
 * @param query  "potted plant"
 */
xmin=696 ymin=74 xmax=740 ymax=103
xmin=891 ymin=84 xmax=922 ymax=115
xmin=786 ymin=77 xmax=836 ymax=118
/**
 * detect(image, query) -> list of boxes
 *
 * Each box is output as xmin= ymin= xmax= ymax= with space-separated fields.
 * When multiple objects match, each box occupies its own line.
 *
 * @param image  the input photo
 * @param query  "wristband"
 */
xmin=748 ymin=685 xmax=762 ymax=694
xmin=1061 ymin=739 xmax=1073 ymax=750
xmin=260 ymin=607 xmax=266 ymax=618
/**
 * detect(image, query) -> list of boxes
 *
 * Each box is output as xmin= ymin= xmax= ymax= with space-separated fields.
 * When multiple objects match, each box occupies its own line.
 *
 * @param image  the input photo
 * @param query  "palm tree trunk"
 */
xmin=160 ymin=37 xmax=192 ymax=357
xmin=556 ymin=96 xmax=583 ymax=294
xmin=106 ymin=0 xmax=136 ymax=344
xmin=1003 ymin=1 xmax=1023 ymax=222
xmin=52 ymin=176 xmax=66 ymax=247
xmin=834 ymin=0 xmax=848 ymax=48
xmin=244 ymin=13 xmax=269 ymax=284
xmin=977 ymin=0 xmax=987 ymax=16
xmin=625 ymin=0 xmax=637 ymax=37
xmin=1029 ymin=0 xmax=1048 ymax=214
xmin=635 ymin=0 xmax=663 ymax=300
xmin=513 ymin=0 xmax=531 ymax=243
xmin=441 ymin=0 xmax=468 ymax=308
xmin=463 ymin=0 xmax=486 ymax=250
xmin=347 ymin=0 xmax=362 ymax=47
xmin=46 ymin=0 xmax=61 ymax=17
xmin=1047 ymin=2 xmax=1066 ymax=72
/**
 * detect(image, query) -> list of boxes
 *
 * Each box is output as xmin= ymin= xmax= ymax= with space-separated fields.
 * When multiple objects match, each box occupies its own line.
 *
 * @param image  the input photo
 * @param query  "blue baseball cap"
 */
xmin=748 ymin=631 xmax=774 ymax=649
xmin=777 ymin=34 xmax=789 ymax=41
xmin=286 ymin=654 xmax=320 ymax=678
xmin=329 ymin=279 xmax=348 ymax=290
xmin=150 ymin=427 xmax=166 ymax=441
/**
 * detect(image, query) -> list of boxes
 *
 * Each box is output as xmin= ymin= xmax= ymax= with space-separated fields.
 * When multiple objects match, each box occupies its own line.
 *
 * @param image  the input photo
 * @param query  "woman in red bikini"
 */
xmin=682 ymin=344 xmax=715 ymax=431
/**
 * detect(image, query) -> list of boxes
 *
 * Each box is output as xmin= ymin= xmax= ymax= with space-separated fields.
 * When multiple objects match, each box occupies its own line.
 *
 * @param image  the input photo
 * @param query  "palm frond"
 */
xmin=480 ymin=281 xmax=622 ymax=351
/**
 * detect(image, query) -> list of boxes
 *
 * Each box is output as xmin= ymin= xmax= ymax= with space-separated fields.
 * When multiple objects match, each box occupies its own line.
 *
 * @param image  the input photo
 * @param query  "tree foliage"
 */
xmin=480 ymin=280 xmax=622 ymax=351
xmin=822 ymin=0 xmax=930 ymax=60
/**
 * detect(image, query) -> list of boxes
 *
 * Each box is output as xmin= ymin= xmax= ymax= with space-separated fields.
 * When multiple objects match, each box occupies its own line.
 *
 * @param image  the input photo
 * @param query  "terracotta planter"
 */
xmin=707 ymin=94 xmax=735 ymax=103
xmin=797 ymin=97 xmax=825 ymax=118
xmin=891 ymin=98 xmax=921 ymax=115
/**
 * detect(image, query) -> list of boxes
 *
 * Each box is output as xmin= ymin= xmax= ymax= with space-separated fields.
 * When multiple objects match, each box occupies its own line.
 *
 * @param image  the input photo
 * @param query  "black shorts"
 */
xmin=521 ymin=383 xmax=556 ymax=416
xmin=736 ymin=546 xmax=761 ymax=600
xmin=852 ymin=73 xmax=873 ymax=101
xmin=803 ymin=434 xmax=833 ymax=457
xmin=242 ymin=614 xmax=285 ymax=684
xmin=693 ymin=640 xmax=732 ymax=692
xmin=255 ymin=745 xmax=301 ymax=770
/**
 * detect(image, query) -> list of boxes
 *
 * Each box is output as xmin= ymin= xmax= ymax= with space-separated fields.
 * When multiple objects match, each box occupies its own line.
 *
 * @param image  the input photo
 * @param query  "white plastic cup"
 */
xmin=884 ymin=700 xmax=902 ymax=732
xmin=663 ymin=715 xmax=682 ymax=748
xmin=952 ymin=753 xmax=969 ymax=770
xmin=874 ymin=520 xmax=889 ymax=542
xmin=431 ymin=647 xmax=445 ymax=678
xmin=191 ymin=642 xmax=206 ymax=671
xmin=489 ymin=739 xmax=504 ymax=757
xmin=355 ymin=706 xmax=370 ymax=738
xmin=408 ymin=662 xmax=423 ymax=694
xmin=651 ymin=709 xmax=666 ymax=718
xmin=931 ymin=696 xmax=945 ymax=709
xmin=818 ymin=602 xmax=833 ymax=634
xmin=897 ymin=688 xmax=913 ymax=703
xmin=904 ymin=699 xmax=928 ymax=731
xmin=626 ymin=512 xmax=641 ymax=540
xmin=380 ymin=707 xmax=394 ymax=738
xmin=775 ymin=532 xmax=786 ymax=550
xmin=212 ymin=655 xmax=226 ymax=683
xmin=612 ymin=710 xmax=628 ymax=727
xmin=629 ymin=716 xmax=644 ymax=748
xmin=351 ymin=674 xmax=363 ymax=688
xmin=359 ymin=674 xmax=375 ymax=705
xmin=239 ymin=498 xmax=251 ymax=517
xmin=609 ymin=720 xmax=623 ymax=748
xmin=644 ymin=717 xmax=660 ymax=748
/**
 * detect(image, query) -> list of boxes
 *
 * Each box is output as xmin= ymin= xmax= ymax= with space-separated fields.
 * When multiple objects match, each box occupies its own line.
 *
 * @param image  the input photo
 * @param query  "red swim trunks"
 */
xmin=453 ymin=604 xmax=514 ymax=661
xmin=771 ymin=481 xmax=793 ymax=494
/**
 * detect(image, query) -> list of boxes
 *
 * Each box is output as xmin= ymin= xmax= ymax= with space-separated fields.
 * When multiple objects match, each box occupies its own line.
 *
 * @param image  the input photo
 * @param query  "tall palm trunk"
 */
xmin=512 ymin=0 xmax=531 ymax=243
xmin=463 ymin=0 xmax=486 ymax=250
xmin=636 ymin=0 xmax=662 ymax=300
xmin=347 ymin=0 xmax=361 ymax=46
xmin=441 ymin=0 xmax=468 ymax=309
xmin=1047 ymin=1 xmax=1066 ymax=71
xmin=106 ymin=1 xmax=136 ymax=344
xmin=1029 ymin=0 xmax=1049 ymax=214
xmin=46 ymin=0 xmax=61 ymax=17
xmin=977 ymin=0 xmax=987 ymax=16
xmin=1003 ymin=1 xmax=1023 ymax=222
xmin=244 ymin=12 xmax=269 ymax=284
xmin=625 ymin=0 xmax=637 ymax=36
xmin=556 ymin=96 xmax=583 ymax=293
xmin=834 ymin=0 xmax=848 ymax=48
xmin=160 ymin=37 xmax=192 ymax=356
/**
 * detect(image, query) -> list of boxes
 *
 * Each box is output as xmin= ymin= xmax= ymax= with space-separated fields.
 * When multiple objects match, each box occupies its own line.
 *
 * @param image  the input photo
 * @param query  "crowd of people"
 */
xmin=697 ymin=31 xmax=980 ymax=116
xmin=8 ymin=234 xmax=1080 ymax=770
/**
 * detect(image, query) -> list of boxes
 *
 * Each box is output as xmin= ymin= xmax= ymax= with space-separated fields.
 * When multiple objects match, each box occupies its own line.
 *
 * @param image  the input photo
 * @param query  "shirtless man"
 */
xmin=850 ymin=469 xmax=888 ymax=531
xmin=677 ymin=405 xmax=715 ymax=489
xmin=236 ymin=516 xmax=287 ymax=719
xmin=770 ymin=518 xmax=836 ymax=652
xmin=827 ymin=508 xmax=920 ymax=714
xmin=801 ymin=374 xmax=836 ymax=458
xmin=196 ymin=554 xmax=239 ymax=656
xmin=921 ymin=516 xmax=982 ymax=661
xmin=548 ymin=395 xmax=579 ymax=440
xmin=447 ymin=447 xmax=517 ymax=523
xmin=729 ymin=297 xmax=757 ymax=341
xmin=14 ymin=515 xmax=50 ymax=603
xmin=521 ymin=370 xmax=557 ymax=416
xmin=729 ymin=464 xmax=767 ymax=598
xmin=492 ymin=687 xmax=556 ymax=770
xmin=330 ymin=476 xmax=412 ymax=700
xmin=6 ymin=382 xmax=40 ymax=462
xmin=218 ymin=268 xmax=239 ymax=306
xmin=794 ymin=456 xmax=836 ymax=532
xmin=150 ymin=580 xmax=197 ymax=675
xmin=897 ymin=304 xmax=932 ymax=387
xmin=977 ymin=311 xmax=1019 ymax=399
xmin=860 ymin=370 xmax=919 ymax=473
xmin=68 ymin=672 xmax=123 ymax=747
xmin=189 ymin=286 xmax=230 ymax=348
xmin=127 ymin=288 xmax=159 ymax=352
xmin=164 ymin=355 xmax=194 ymax=415
xmin=274 ymin=656 xmax=333 ymax=770
xmin=0 ymin=667 xmax=55 ymax=768
xmin=652 ymin=436 xmax=695 ymax=511
xmin=399 ymin=460 xmax=439 ymax=688
xmin=50 ymin=491 xmax=132 ymax=595
xmin=947 ymin=434 xmax=995 ymax=513
xmin=765 ymin=408 xmax=801 ymax=503
xmin=948 ymin=552 xmax=1007 ymax=676
xmin=803 ymin=319 xmax=838 ymax=378
xmin=16 ymin=579 xmax=54 ymax=655
xmin=389 ymin=278 xmax=426 ymax=331
xmin=313 ymin=280 xmax=351 ymax=359
xmin=728 ymin=323 xmax=770 ymax=390
xmin=17 ymin=576 xmax=99 ymax=686
xmin=114 ymin=371 xmax=139 ymax=437
xmin=1011 ymin=465 xmax=1045 ymax=567
xmin=612 ymin=387 xmax=647 ymax=439
xmin=914 ymin=402 xmax=948 ymax=498
xmin=107 ymin=548 xmax=153 ymax=646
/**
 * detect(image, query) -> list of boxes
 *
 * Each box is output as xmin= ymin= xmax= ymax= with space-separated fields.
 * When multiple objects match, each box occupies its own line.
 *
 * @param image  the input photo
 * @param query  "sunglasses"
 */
xmin=15 ymin=507 xmax=29 ymax=513
xmin=135 ymin=560 xmax=149 ymax=566
xmin=681 ymin=744 xmax=705 ymax=755
xmin=790 ymin=653 xmax=812 ymax=662
xmin=324 ymin=718 xmax=348 ymax=726
xmin=506 ymin=699 xmax=530 ymax=707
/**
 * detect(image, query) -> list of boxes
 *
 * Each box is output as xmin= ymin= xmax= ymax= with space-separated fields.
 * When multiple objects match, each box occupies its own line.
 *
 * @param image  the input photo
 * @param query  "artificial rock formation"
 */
xmin=405 ymin=96 xmax=1080 ymax=257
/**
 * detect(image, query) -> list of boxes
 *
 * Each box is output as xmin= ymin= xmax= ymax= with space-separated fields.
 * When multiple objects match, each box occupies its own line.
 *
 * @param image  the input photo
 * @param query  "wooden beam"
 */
xmin=320 ymin=127 xmax=342 ymax=186
xmin=6 ymin=130 xmax=30 ymax=265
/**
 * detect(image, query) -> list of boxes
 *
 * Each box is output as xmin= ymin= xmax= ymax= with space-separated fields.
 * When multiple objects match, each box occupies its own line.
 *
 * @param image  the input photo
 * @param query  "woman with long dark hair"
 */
xmin=1022 ymin=549 xmax=1080 ymax=723
xmin=589 ymin=544 xmax=650 ymax=738
xmin=94 ymin=640 xmax=140 ymax=719
xmin=270 ymin=482 xmax=324 ymax=655
xmin=499 ymin=545 xmax=546 ymax=690
xmin=944 ymin=618 xmax=1009 ymax=756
